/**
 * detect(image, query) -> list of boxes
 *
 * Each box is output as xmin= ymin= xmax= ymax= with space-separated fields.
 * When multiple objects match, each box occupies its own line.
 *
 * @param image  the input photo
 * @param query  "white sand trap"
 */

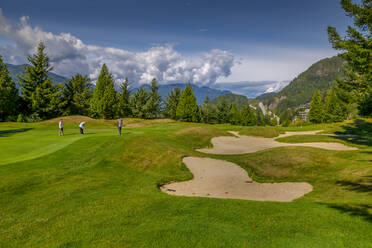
xmin=161 ymin=157 xmax=313 ymax=202
xmin=197 ymin=130 xmax=357 ymax=155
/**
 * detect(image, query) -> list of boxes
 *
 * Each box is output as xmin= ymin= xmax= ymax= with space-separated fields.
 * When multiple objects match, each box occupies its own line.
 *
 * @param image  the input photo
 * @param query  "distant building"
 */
xmin=296 ymin=109 xmax=310 ymax=121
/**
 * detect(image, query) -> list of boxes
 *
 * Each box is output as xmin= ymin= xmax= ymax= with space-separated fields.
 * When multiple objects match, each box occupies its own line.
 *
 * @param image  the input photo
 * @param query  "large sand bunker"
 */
xmin=161 ymin=157 xmax=313 ymax=202
xmin=197 ymin=130 xmax=357 ymax=155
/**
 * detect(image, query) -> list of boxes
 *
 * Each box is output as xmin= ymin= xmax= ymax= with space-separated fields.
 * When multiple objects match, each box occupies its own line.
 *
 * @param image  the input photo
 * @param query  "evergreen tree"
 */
xmin=18 ymin=42 xmax=64 ymax=119
xmin=164 ymin=87 xmax=181 ymax=119
xmin=309 ymin=90 xmax=324 ymax=123
xmin=90 ymin=64 xmax=118 ymax=119
xmin=327 ymin=0 xmax=372 ymax=116
xmin=216 ymin=98 xmax=231 ymax=123
xmin=130 ymin=87 xmax=150 ymax=118
xmin=63 ymin=74 xmax=92 ymax=116
xmin=256 ymin=107 xmax=265 ymax=126
xmin=176 ymin=84 xmax=198 ymax=122
xmin=200 ymin=96 xmax=217 ymax=124
xmin=324 ymin=87 xmax=347 ymax=122
xmin=279 ymin=108 xmax=293 ymax=126
xmin=230 ymin=102 xmax=240 ymax=125
xmin=145 ymin=78 xmax=161 ymax=118
xmin=240 ymin=105 xmax=257 ymax=126
xmin=118 ymin=77 xmax=132 ymax=117
xmin=0 ymin=55 xmax=19 ymax=121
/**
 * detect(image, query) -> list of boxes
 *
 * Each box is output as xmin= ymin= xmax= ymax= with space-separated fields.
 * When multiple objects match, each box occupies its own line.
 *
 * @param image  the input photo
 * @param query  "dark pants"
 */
xmin=80 ymin=128 xmax=84 ymax=134
xmin=118 ymin=127 xmax=122 ymax=135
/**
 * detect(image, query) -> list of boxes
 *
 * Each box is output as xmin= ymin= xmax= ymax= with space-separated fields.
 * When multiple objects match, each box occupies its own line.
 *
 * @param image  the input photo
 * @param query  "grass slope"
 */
xmin=0 ymin=117 xmax=371 ymax=247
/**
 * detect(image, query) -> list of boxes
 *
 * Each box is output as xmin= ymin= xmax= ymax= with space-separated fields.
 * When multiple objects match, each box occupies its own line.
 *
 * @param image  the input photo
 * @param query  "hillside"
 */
xmin=137 ymin=83 xmax=232 ymax=105
xmin=6 ymin=63 xmax=69 ymax=89
xmin=260 ymin=56 xmax=346 ymax=113
xmin=210 ymin=93 xmax=249 ymax=109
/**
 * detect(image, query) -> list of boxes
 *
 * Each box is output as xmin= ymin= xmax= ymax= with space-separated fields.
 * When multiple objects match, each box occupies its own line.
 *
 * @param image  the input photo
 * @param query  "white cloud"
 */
xmin=0 ymin=9 xmax=234 ymax=86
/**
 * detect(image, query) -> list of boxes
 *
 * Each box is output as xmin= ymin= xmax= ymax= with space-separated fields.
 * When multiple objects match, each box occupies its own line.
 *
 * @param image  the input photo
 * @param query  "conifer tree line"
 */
xmin=0 ymin=42 xmax=274 ymax=126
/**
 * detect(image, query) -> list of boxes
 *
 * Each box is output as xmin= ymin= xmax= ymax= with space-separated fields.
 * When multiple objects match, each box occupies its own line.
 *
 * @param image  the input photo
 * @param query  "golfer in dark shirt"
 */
xmin=117 ymin=119 xmax=122 ymax=135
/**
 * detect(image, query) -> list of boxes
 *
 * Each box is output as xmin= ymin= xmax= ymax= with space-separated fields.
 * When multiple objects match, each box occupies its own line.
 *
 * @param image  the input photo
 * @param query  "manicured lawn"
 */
xmin=0 ymin=117 xmax=371 ymax=247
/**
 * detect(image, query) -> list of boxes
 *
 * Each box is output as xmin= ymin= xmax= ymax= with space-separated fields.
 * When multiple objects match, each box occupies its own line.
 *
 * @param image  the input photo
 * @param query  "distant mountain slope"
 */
xmin=6 ymin=64 xmax=68 ymax=89
xmin=210 ymin=93 xmax=249 ymax=109
xmin=260 ymin=56 xmax=346 ymax=113
xmin=137 ymin=83 xmax=232 ymax=105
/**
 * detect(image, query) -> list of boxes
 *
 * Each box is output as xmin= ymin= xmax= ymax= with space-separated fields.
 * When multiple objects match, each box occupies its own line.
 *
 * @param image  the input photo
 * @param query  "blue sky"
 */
xmin=0 ymin=0 xmax=351 ymax=96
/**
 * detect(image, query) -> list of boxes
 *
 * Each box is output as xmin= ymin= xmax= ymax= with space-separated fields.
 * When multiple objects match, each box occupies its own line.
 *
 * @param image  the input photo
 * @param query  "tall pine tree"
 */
xmin=130 ymin=87 xmax=150 ymax=118
xmin=216 ymin=98 xmax=231 ymax=124
xmin=164 ymin=87 xmax=181 ymax=119
xmin=327 ymin=0 xmax=372 ymax=116
xmin=309 ymin=90 xmax=324 ymax=123
xmin=19 ymin=42 xmax=64 ymax=119
xmin=230 ymin=102 xmax=240 ymax=125
xmin=90 ymin=64 xmax=118 ymax=119
xmin=118 ymin=77 xmax=132 ymax=117
xmin=145 ymin=78 xmax=161 ymax=119
xmin=63 ymin=74 xmax=92 ymax=116
xmin=0 ymin=55 xmax=19 ymax=121
xmin=176 ymin=84 xmax=198 ymax=122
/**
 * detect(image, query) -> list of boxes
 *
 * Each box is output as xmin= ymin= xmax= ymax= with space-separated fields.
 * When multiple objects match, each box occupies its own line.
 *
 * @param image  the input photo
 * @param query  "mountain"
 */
xmin=214 ymin=80 xmax=290 ymax=98
xmin=136 ymin=83 xmax=232 ymax=105
xmin=258 ymin=56 xmax=346 ymax=114
xmin=210 ymin=93 xmax=250 ymax=109
xmin=6 ymin=63 xmax=69 ymax=89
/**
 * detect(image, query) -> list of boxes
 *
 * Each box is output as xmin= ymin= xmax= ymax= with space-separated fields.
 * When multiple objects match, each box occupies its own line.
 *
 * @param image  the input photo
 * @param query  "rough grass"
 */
xmin=0 ymin=117 xmax=371 ymax=247
xmin=275 ymin=134 xmax=347 ymax=144
xmin=238 ymin=126 xmax=284 ymax=138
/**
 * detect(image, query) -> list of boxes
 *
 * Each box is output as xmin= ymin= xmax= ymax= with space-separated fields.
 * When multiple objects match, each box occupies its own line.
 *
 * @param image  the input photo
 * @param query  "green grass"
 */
xmin=0 ymin=117 xmax=371 ymax=247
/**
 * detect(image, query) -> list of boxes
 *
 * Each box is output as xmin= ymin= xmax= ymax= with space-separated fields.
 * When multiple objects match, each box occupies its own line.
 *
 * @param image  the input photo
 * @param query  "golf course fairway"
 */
xmin=0 ymin=116 xmax=371 ymax=247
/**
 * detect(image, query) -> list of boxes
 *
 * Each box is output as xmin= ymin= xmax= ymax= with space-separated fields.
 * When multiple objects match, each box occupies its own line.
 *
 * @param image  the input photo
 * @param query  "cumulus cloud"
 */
xmin=0 ymin=9 xmax=234 ymax=86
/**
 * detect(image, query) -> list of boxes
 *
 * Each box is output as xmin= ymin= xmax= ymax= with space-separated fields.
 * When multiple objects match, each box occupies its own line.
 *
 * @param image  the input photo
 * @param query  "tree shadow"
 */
xmin=325 ymin=203 xmax=372 ymax=223
xmin=333 ymin=119 xmax=372 ymax=146
xmin=336 ymin=176 xmax=372 ymax=194
xmin=322 ymin=176 xmax=372 ymax=223
xmin=0 ymin=128 xmax=33 ymax=137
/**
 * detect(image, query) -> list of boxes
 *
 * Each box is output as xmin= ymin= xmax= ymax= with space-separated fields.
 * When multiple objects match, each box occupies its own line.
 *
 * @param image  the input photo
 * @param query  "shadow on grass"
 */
xmin=336 ymin=176 xmax=372 ymax=194
xmin=0 ymin=128 xmax=33 ymax=137
xmin=324 ymin=176 xmax=372 ymax=223
xmin=334 ymin=119 xmax=372 ymax=146
xmin=326 ymin=203 xmax=372 ymax=223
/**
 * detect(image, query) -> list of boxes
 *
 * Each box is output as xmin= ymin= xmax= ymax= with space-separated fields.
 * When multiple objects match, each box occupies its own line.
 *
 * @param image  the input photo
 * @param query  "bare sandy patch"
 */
xmin=197 ymin=130 xmax=357 ymax=154
xmin=161 ymin=157 xmax=313 ymax=202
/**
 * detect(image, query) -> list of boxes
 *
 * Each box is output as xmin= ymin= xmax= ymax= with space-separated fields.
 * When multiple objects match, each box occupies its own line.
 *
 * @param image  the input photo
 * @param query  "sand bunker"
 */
xmin=197 ymin=130 xmax=357 ymax=154
xmin=161 ymin=157 xmax=313 ymax=202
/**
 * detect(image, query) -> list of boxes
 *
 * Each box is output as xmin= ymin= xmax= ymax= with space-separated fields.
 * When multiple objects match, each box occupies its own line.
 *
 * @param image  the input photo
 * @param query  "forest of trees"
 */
xmin=0 ymin=42 xmax=277 ymax=126
xmin=0 ymin=0 xmax=370 ymax=125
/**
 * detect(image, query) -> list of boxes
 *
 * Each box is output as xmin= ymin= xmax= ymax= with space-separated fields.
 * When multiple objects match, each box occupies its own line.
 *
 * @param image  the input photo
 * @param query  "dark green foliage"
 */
xmin=256 ymin=107 xmax=265 ymax=126
xmin=18 ymin=43 xmax=64 ymax=119
xmin=309 ymin=90 xmax=324 ymax=123
xmin=240 ymin=105 xmax=257 ymax=126
xmin=327 ymin=0 xmax=372 ymax=116
xmin=164 ymin=87 xmax=181 ymax=119
xmin=210 ymin=93 xmax=249 ymax=109
xmin=279 ymin=108 xmax=293 ymax=126
xmin=0 ymin=56 xmax=19 ymax=121
xmin=63 ymin=74 xmax=92 ymax=116
xmin=324 ymin=87 xmax=347 ymax=122
xmin=90 ymin=64 xmax=118 ymax=119
xmin=176 ymin=84 xmax=198 ymax=122
xmin=200 ymin=96 xmax=218 ymax=124
xmin=130 ymin=87 xmax=150 ymax=118
xmin=229 ymin=102 xmax=240 ymax=125
xmin=145 ymin=78 xmax=161 ymax=119
xmin=118 ymin=78 xmax=132 ymax=117
xmin=216 ymin=98 xmax=231 ymax=123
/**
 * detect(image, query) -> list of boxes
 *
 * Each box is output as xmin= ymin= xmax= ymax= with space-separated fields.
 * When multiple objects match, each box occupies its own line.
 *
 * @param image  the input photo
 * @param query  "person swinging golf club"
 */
xmin=79 ymin=121 xmax=85 ymax=135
